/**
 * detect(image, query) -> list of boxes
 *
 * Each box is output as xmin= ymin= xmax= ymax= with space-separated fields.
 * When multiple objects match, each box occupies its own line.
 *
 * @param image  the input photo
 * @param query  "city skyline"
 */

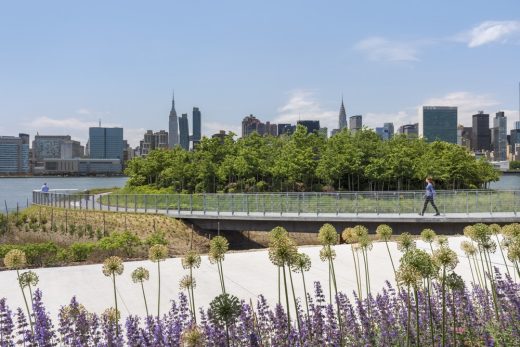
xmin=1 ymin=1 xmax=519 ymax=146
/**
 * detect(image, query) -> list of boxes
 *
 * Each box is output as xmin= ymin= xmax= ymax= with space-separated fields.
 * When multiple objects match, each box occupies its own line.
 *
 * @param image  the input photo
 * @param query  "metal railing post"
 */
xmin=355 ymin=192 xmax=358 ymax=215
xmin=217 ymin=194 xmax=220 ymax=216
xmin=489 ymin=190 xmax=492 ymax=215
xmin=514 ymin=191 xmax=517 ymax=216
xmin=397 ymin=192 xmax=400 ymax=215
xmin=166 ymin=195 xmax=169 ymax=215
xmin=125 ymin=195 xmax=128 ymax=213
xmin=116 ymin=195 xmax=119 ymax=212
xmin=231 ymin=194 xmax=234 ymax=216
xmin=190 ymin=194 xmax=193 ymax=215
xmin=134 ymin=195 xmax=137 ymax=213
xmin=144 ymin=195 xmax=147 ymax=213
xmin=466 ymin=192 xmax=469 ymax=215
xmin=155 ymin=195 xmax=158 ymax=213
xmin=203 ymin=193 xmax=206 ymax=215
xmin=280 ymin=193 xmax=283 ymax=216
xmin=413 ymin=192 xmax=416 ymax=214
xmin=316 ymin=192 xmax=319 ymax=216
xmin=246 ymin=194 xmax=249 ymax=215
xmin=263 ymin=194 xmax=266 ymax=216
xmin=336 ymin=193 xmax=339 ymax=215
xmin=177 ymin=194 xmax=181 ymax=214
xmin=376 ymin=192 xmax=379 ymax=215
xmin=298 ymin=193 xmax=301 ymax=216
xmin=107 ymin=195 xmax=110 ymax=211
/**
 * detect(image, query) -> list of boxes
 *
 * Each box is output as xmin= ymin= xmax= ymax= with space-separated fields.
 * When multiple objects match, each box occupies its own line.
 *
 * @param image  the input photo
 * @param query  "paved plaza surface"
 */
xmin=0 ymin=235 xmax=515 ymax=320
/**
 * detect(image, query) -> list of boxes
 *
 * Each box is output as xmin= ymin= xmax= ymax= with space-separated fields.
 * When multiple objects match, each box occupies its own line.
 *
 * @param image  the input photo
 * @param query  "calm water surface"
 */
xmin=0 ymin=176 xmax=128 ymax=211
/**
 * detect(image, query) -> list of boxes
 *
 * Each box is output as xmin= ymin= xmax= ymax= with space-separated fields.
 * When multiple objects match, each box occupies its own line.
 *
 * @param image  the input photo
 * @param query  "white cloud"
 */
xmin=363 ymin=111 xmax=414 ymax=129
xmin=274 ymin=90 xmax=337 ymax=131
xmin=25 ymin=116 xmax=102 ymax=130
xmin=354 ymin=37 xmax=420 ymax=62
xmin=457 ymin=20 xmax=520 ymax=47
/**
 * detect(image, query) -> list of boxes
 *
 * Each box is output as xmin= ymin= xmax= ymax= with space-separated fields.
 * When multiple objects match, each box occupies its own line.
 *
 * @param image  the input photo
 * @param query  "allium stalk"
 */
xmin=102 ymin=256 xmax=124 ymax=337
xmin=148 ymin=244 xmax=168 ymax=318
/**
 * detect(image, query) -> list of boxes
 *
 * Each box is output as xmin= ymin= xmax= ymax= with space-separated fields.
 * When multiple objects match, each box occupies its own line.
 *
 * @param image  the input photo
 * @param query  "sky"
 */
xmin=0 ymin=0 xmax=519 ymax=147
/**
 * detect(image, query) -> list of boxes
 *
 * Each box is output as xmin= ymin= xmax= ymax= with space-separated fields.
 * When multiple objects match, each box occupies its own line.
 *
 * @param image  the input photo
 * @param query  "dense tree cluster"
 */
xmin=125 ymin=125 xmax=499 ymax=193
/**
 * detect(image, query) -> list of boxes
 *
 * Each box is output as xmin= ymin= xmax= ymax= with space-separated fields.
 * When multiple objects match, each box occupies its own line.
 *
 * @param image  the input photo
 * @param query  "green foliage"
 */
xmin=69 ymin=242 xmax=97 ymax=262
xmin=0 ymin=242 xmax=59 ymax=267
xmin=510 ymin=160 xmax=520 ymax=170
xmin=123 ymin=128 xmax=498 ymax=192
xmin=98 ymin=231 xmax=141 ymax=257
xmin=145 ymin=230 xmax=168 ymax=246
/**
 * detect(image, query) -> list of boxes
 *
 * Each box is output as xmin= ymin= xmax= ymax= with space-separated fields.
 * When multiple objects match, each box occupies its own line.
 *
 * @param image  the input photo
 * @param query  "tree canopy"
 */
xmin=124 ymin=125 xmax=499 ymax=193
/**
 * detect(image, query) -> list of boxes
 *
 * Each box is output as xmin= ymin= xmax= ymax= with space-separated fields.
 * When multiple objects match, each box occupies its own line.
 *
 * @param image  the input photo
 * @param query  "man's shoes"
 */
xmin=418 ymin=213 xmax=423 ymax=216
xmin=434 ymin=213 xmax=441 ymax=216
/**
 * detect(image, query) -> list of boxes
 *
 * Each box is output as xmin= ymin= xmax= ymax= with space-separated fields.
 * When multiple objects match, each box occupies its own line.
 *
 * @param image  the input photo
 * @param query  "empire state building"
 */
xmin=168 ymin=92 xmax=179 ymax=147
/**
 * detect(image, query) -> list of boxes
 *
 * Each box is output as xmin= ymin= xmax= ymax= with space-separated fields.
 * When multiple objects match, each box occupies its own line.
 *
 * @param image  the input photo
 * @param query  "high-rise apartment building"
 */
xmin=179 ymin=114 xmax=190 ymax=150
xmin=339 ymin=99 xmax=347 ymax=130
xmin=88 ymin=127 xmax=123 ymax=161
xmin=398 ymin=123 xmax=419 ymax=137
xmin=510 ymin=121 xmax=520 ymax=160
xmin=0 ymin=134 xmax=30 ymax=174
xmin=242 ymin=115 xmax=262 ymax=137
xmin=457 ymin=125 xmax=472 ymax=149
xmin=471 ymin=111 xmax=491 ymax=152
xmin=192 ymin=107 xmax=201 ymax=144
xmin=493 ymin=111 xmax=507 ymax=161
xmin=32 ymin=135 xmax=72 ymax=162
xmin=277 ymin=124 xmax=294 ymax=136
xmin=422 ymin=106 xmax=457 ymax=143
xmin=168 ymin=92 xmax=179 ymax=148
xmin=140 ymin=130 xmax=168 ymax=156
xmin=297 ymin=120 xmax=320 ymax=134
xmin=349 ymin=115 xmax=362 ymax=133
xmin=376 ymin=123 xmax=394 ymax=140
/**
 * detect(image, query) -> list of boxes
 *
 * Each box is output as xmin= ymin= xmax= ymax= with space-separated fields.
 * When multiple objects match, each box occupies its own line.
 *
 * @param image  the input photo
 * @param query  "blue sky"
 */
xmin=1 ymin=0 xmax=519 ymax=146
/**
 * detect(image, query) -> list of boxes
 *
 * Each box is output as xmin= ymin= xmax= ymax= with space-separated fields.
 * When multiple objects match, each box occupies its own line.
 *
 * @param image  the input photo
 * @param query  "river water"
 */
xmin=0 ymin=174 xmax=517 ymax=212
xmin=0 ymin=176 xmax=128 ymax=211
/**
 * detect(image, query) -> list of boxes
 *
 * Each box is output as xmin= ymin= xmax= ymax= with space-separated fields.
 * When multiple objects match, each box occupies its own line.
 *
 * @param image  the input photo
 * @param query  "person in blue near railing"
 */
xmin=41 ymin=183 xmax=49 ymax=193
xmin=420 ymin=177 xmax=440 ymax=216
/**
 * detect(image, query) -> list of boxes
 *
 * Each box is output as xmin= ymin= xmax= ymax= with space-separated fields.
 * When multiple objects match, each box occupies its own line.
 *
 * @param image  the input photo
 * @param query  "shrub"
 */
xmin=145 ymin=230 xmax=168 ymax=246
xmin=69 ymin=242 xmax=96 ymax=262
xmin=98 ymin=231 xmax=141 ymax=257
xmin=0 ymin=242 xmax=59 ymax=267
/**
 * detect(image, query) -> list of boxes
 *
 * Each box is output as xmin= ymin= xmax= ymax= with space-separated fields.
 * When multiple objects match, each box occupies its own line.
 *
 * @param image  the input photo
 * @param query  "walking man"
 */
xmin=41 ymin=182 xmax=50 ymax=204
xmin=420 ymin=177 xmax=440 ymax=216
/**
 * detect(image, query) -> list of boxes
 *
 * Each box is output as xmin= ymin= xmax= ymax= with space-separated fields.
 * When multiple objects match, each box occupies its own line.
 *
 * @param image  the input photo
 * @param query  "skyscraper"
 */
xmin=192 ymin=107 xmax=201 ymax=144
xmin=422 ymin=106 xmax=457 ymax=143
xmin=338 ymin=98 xmax=347 ymax=130
xmin=398 ymin=123 xmax=419 ymax=137
xmin=88 ymin=127 xmax=123 ymax=160
xmin=471 ymin=111 xmax=491 ymax=152
xmin=168 ymin=92 xmax=179 ymax=148
xmin=242 ymin=115 xmax=262 ymax=137
xmin=376 ymin=123 xmax=394 ymax=140
xmin=511 ymin=121 xmax=520 ymax=159
xmin=179 ymin=113 xmax=190 ymax=150
xmin=493 ymin=111 xmax=507 ymax=161
xmin=0 ymin=134 xmax=29 ymax=174
xmin=297 ymin=120 xmax=320 ymax=134
xmin=349 ymin=115 xmax=362 ymax=133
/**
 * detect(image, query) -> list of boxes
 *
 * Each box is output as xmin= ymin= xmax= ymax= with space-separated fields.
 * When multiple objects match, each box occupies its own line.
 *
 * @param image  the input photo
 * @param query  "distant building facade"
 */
xmin=168 ymin=92 xmax=179 ymax=148
xmin=277 ymin=123 xmax=294 ymax=135
xmin=88 ymin=127 xmax=123 ymax=162
xmin=457 ymin=125 xmax=472 ymax=149
xmin=37 ymin=158 xmax=122 ymax=175
xmin=140 ymin=130 xmax=168 ymax=156
xmin=376 ymin=123 xmax=394 ymax=140
xmin=398 ymin=123 xmax=419 ymax=138
xmin=422 ymin=106 xmax=457 ymax=143
xmin=493 ymin=111 xmax=507 ymax=161
xmin=0 ymin=134 xmax=30 ymax=174
xmin=471 ymin=111 xmax=491 ymax=152
xmin=242 ymin=115 xmax=278 ymax=137
xmin=349 ymin=115 xmax=362 ymax=133
xmin=179 ymin=114 xmax=190 ymax=150
xmin=192 ymin=107 xmax=201 ymax=145
xmin=510 ymin=121 xmax=520 ymax=160
xmin=297 ymin=120 xmax=320 ymax=134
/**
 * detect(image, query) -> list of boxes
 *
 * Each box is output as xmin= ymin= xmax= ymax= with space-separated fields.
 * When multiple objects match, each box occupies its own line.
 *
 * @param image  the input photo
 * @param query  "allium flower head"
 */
xmin=318 ymin=224 xmax=338 ymax=246
xmin=18 ymin=271 xmax=39 ymax=288
xmin=179 ymin=274 xmax=196 ymax=290
xmin=396 ymin=263 xmax=422 ymax=288
xmin=102 ymin=256 xmax=124 ymax=277
xmin=420 ymin=228 xmax=436 ymax=243
xmin=181 ymin=326 xmax=205 ymax=347
xmin=268 ymin=236 xmax=297 ymax=267
xmin=3 ymin=249 xmax=27 ymax=270
xmin=460 ymin=240 xmax=476 ymax=256
xmin=319 ymin=246 xmax=336 ymax=262
xmin=481 ymin=239 xmax=497 ymax=253
xmin=401 ymin=248 xmax=436 ymax=278
xmin=489 ymin=224 xmax=502 ymax=235
xmin=446 ymin=272 xmax=465 ymax=291
xmin=149 ymin=244 xmax=168 ymax=262
xmin=359 ymin=234 xmax=373 ymax=251
xmin=209 ymin=293 xmax=241 ymax=325
xmin=131 ymin=267 xmax=150 ymax=283
xmin=471 ymin=223 xmax=491 ymax=244
xmin=463 ymin=225 xmax=476 ymax=239
xmin=433 ymin=246 xmax=459 ymax=270
xmin=102 ymin=307 xmax=120 ymax=323
xmin=502 ymin=223 xmax=520 ymax=238
xmin=209 ymin=236 xmax=229 ymax=264
xmin=291 ymin=252 xmax=311 ymax=273
xmin=182 ymin=250 xmax=201 ymax=270
xmin=397 ymin=232 xmax=416 ymax=253
xmin=269 ymin=226 xmax=288 ymax=243
xmin=376 ymin=224 xmax=393 ymax=241
xmin=436 ymin=235 xmax=449 ymax=248
xmin=507 ymin=239 xmax=520 ymax=262
xmin=342 ymin=227 xmax=358 ymax=244
xmin=60 ymin=302 xmax=88 ymax=320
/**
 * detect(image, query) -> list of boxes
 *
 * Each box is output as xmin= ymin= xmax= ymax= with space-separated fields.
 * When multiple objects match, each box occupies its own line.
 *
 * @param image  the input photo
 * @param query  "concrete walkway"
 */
xmin=0 ymin=236 xmax=516 ymax=320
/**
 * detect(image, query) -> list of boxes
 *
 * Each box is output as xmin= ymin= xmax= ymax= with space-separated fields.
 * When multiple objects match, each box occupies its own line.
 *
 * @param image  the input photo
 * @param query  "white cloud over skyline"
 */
xmin=459 ymin=20 xmax=520 ymax=47
xmin=354 ymin=37 xmax=420 ymax=62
